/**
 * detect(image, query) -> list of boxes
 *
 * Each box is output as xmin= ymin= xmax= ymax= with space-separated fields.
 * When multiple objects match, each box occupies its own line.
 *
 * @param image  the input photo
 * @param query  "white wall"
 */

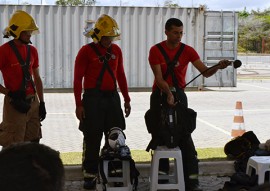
xmin=0 ymin=5 xmax=237 ymax=89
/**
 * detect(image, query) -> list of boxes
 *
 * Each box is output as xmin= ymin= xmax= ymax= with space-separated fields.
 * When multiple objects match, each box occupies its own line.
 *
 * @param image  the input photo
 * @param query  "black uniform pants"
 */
xmin=80 ymin=89 xmax=125 ymax=175
xmin=150 ymin=89 xmax=199 ymax=187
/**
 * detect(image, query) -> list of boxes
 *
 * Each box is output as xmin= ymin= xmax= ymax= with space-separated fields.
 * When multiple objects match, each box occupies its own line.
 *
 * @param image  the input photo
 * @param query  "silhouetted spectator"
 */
xmin=0 ymin=142 xmax=64 ymax=191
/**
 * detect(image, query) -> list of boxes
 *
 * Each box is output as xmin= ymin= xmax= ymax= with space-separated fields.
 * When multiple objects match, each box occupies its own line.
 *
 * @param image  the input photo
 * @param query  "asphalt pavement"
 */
xmin=36 ymin=80 xmax=270 ymax=153
xmin=0 ymin=79 xmax=269 ymax=153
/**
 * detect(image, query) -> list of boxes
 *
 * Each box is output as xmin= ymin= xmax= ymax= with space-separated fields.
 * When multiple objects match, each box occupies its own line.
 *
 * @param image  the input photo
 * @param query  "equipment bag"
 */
xmin=221 ymin=171 xmax=258 ymax=191
xmin=224 ymin=131 xmax=260 ymax=173
xmin=224 ymin=131 xmax=260 ymax=160
xmin=145 ymin=99 xmax=197 ymax=151
xmin=98 ymin=145 xmax=140 ymax=191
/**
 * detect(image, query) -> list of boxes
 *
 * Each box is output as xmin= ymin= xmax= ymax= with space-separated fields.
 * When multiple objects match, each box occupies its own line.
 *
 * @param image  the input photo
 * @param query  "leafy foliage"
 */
xmin=164 ymin=0 xmax=180 ymax=8
xmin=238 ymin=7 xmax=270 ymax=53
xmin=55 ymin=0 xmax=96 ymax=6
xmin=239 ymin=7 xmax=250 ymax=18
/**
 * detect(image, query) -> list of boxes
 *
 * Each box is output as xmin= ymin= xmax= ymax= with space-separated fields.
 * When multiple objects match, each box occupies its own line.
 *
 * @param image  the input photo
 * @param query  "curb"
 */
xmin=64 ymin=161 xmax=235 ymax=181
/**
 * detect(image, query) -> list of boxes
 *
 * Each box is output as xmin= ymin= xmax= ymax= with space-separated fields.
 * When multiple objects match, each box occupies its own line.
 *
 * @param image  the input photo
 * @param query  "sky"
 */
xmin=1 ymin=0 xmax=270 ymax=12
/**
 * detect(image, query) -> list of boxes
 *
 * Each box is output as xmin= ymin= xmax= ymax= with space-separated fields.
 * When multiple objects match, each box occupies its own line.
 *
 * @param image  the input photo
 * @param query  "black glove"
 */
xmin=39 ymin=101 xmax=47 ymax=121
xmin=8 ymin=90 xmax=26 ymax=100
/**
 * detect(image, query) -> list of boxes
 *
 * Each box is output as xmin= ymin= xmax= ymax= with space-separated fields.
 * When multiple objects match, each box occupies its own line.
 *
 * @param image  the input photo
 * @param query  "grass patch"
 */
xmin=60 ymin=147 xmax=228 ymax=165
xmin=197 ymin=147 xmax=227 ymax=161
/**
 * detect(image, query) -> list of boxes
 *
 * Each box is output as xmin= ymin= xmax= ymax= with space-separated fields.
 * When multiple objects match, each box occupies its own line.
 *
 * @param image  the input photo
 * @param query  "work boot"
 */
xmin=186 ymin=184 xmax=203 ymax=191
xmin=83 ymin=177 xmax=96 ymax=190
xmin=187 ymin=176 xmax=202 ymax=191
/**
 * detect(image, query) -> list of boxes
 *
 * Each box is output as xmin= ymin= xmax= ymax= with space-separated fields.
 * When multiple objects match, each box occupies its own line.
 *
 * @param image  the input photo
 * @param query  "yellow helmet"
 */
xmin=3 ymin=10 xmax=39 ymax=39
xmin=84 ymin=14 xmax=120 ymax=42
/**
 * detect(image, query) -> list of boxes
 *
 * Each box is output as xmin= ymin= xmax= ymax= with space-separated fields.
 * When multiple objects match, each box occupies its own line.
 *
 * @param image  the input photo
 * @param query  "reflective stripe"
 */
xmin=83 ymin=170 xmax=97 ymax=178
xmin=232 ymin=123 xmax=245 ymax=130
xmin=189 ymin=174 xmax=199 ymax=179
xmin=234 ymin=109 xmax=243 ymax=116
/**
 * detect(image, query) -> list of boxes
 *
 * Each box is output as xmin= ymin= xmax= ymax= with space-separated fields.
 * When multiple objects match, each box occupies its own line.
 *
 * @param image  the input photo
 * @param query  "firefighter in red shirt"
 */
xmin=73 ymin=14 xmax=131 ymax=190
xmin=148 ymin=18 xmax=231 ymax=191
xmin=0 ymin=10 xmax=46 ymax=147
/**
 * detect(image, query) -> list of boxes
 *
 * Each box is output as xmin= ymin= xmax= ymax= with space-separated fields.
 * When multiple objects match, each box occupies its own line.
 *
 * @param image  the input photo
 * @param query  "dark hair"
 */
xmin=165 ymin=18 xmax=183 ymax=31
xmin=0 ymin=143 xmax=64 ymax=191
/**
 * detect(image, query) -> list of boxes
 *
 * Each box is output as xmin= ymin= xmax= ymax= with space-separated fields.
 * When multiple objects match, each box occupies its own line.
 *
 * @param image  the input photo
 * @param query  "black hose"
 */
xmin=184 ymin=63 xmax=220 ymax=88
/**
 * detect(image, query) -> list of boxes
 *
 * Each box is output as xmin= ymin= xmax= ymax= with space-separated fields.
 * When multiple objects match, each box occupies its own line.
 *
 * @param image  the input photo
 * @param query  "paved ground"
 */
xmin=41 ymin=79 xmax=270 ymax=190
xmin=64 ymin=175 xmax=231 ymax=191
xmin=1 ymin=65 xmax=269 ymax=152
xmin=35 ymin=80 xmax=270 ymax=153
xmin=1 ymin=75 xmax=270 ymax=190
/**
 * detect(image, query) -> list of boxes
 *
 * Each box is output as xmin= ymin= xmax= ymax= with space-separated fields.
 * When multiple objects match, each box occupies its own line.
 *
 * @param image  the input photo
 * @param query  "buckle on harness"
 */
xmin=25 ymin=95 xmax=35 ymax=103
xmin=169 ymin=87 xmax=176 ymax=92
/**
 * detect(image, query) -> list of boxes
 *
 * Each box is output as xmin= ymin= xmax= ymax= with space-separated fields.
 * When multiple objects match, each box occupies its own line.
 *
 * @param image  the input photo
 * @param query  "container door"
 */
xmin=203 ymin=11 xmax=238 ymax=87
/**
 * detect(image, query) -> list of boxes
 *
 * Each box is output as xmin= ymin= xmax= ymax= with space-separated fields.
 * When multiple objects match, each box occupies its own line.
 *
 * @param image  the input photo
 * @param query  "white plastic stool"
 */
xmin=150 ymin=146 xmax=185 ymax=191
xmin=246 ymin=156 xmax=270 ymax=185
xmin=98 ymin=159 xmax=132 ymax=191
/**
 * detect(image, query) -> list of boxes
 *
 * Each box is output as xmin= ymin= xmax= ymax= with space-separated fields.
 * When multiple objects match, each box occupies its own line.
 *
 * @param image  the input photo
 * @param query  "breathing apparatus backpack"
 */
xmin=145 ymin=43 xmax=197 ymax=151
xmin=98 ymin=127 xmax=140 ymax=190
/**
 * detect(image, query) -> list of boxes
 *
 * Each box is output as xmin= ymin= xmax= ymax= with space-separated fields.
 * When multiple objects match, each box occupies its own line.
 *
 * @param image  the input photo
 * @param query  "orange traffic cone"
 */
xmin=231 ymin=101 xmax=246 ymax=137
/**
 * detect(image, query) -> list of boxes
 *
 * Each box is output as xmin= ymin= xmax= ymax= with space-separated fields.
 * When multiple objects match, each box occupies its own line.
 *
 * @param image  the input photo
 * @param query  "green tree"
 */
xmin=238 ymin=7 xmax=270 ymax=53
xmin=164 ymin=0 xmax=180 ymax=8
xmin=239 ymin=7 xmax=249 ymax=18
xmin=55 ymin=0 xmax=96 ymax=6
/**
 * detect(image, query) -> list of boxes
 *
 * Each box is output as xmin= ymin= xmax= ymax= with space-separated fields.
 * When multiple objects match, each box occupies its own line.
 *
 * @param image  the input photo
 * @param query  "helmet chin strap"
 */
xmin=99 ymin=41 xmax=111 ymax=49
xmin=99 ymin=41 xmax=106 ymax=48
xmin=18 ymin=38 xmax=32 ymax=45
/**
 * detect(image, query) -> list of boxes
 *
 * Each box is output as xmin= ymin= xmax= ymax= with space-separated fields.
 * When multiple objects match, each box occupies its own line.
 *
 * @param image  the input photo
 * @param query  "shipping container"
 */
xmin=0 ymin=5 xmax=238 ymax=89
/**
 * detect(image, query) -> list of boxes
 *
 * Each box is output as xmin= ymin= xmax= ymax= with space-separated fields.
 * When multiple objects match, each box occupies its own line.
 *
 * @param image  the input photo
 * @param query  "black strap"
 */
xmin=89 ymin=43 xmax=117 ymax=90
xmin=183 ymin=63 xmax=220 ymax=88
xmin=129 ymin=158 xmax=140 ymax=190
xmin=8 ymin=40 xmax=36 ymax=92
xmin=156 ymin=43 xmax=185 ymax=89
xmin=99 ymin=159 xmax=108 ymax=186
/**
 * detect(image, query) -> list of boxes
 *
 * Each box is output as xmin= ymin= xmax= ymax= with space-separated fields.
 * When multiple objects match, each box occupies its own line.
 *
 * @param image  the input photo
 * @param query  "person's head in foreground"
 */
xmin=0 ymin=142 xmax=64 ymax=191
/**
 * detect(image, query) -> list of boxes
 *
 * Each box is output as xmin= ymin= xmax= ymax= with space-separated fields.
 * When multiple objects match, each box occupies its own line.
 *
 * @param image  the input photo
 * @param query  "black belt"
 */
xmin=84 ymin=88 xmax=116 ymax=97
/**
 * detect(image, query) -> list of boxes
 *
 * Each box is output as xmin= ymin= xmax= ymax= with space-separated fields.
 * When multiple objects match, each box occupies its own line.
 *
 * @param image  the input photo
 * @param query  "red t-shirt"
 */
xmin=148 ymin=41 xmax=200 ymax=90
xmin=74 ymin=42 xmax=130 ymax=107
xmin=0 ymin=41 xmax=39 ymax=95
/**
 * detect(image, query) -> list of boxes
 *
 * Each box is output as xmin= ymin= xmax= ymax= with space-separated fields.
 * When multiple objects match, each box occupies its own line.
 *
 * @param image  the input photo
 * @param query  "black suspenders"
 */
xmin=89 ymin=43 xmax=117 ymax=90
xmin=156 ymin=43 xmax=185 ymax=90
xmin=8 ymin=40 xmax=36 ymax=92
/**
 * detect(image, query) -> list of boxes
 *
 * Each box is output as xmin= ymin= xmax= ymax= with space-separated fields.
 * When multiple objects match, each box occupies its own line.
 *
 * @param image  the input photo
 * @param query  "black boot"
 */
xmin=83 ymin=177 xmax=97 ymax=190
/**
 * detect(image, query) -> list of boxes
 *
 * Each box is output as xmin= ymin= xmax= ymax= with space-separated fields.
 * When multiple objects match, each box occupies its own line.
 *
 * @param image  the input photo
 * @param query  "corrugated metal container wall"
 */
xmin=0 ymin=5 xmax=237 ymax=89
